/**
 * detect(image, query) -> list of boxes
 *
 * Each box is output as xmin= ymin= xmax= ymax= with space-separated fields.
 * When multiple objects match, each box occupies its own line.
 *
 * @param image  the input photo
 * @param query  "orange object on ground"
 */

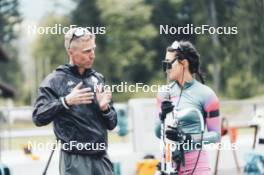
xmin=229 ymin=127 xmax=238 ymax=143
xmin=136 ymin=159 xmax=159 ymax=175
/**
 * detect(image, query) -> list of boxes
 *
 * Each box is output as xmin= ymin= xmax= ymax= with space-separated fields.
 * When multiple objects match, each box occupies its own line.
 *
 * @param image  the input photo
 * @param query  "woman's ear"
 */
xmin=181 ymin=59 xmax=189 ymax=68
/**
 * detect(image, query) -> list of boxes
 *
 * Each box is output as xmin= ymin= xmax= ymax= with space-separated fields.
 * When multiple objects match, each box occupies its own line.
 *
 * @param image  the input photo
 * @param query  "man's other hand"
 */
xmin=96 ymin=87 xmax=112 ymax=111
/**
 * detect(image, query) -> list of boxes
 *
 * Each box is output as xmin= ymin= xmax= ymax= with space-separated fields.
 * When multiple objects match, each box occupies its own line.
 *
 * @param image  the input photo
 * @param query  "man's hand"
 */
xmin=96 ymin=87 xmax=112 ymax=111
xmin=65 ymin=82 xmax=94 ymax=105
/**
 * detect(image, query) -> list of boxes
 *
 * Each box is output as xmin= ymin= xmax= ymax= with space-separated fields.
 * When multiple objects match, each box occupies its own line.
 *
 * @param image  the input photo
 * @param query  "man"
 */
xmin=32 ymin=27 xmax=117 ymax=175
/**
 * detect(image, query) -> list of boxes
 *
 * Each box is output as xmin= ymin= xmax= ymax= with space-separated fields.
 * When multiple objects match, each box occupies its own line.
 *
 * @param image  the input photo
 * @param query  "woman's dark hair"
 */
xmin=167 ymin=41 xmax=205 ymax=84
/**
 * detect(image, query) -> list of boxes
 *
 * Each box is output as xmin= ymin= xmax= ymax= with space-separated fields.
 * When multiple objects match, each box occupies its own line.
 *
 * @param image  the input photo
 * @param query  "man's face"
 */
xmin=70 ymin=38 xmax=96 ymax=69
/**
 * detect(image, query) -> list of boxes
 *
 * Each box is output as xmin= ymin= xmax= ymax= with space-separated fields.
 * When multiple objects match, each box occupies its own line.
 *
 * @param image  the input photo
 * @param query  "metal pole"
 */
xmin=0 ymin=128 xmax=2 ymax=163
xmin=42 ymin=144 xmax=56 ymax=175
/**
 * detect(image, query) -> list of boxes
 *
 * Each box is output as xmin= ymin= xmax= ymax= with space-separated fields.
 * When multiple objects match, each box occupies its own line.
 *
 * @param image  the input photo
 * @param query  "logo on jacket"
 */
xmin=66 ymin=81 xmax=76 ymax=93
xmin=67 ymin=81 xmax=75 ymax=86
xmin=91 ymin=76 xmax=99 ymax=84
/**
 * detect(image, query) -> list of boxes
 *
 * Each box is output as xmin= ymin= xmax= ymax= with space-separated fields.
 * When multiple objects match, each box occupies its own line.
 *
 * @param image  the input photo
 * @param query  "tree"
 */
xmin=32 ymin=14 xmax=70 ymax=85
xmin=147 ymin=0 xmax=197 ymax=72
xmin=148 ymin=0 xmax=264 ymax=98
xmin=32 ymin=0 xmax=264 ymax=100
xmin=0 ymin=0 xmax=21 ymax=43
xmin=225 ymin=0 xmax=264 ymax=98
xmin=71 ymin=0 xmax=158 ymax=84
xmin=0 ymin=0 xmax=22 ymax=99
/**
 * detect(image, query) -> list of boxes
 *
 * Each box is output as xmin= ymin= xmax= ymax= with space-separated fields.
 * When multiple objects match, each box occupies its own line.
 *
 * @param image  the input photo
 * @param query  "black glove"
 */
xmin=159 ymin=100 xmax=174 ymax=121
xmin=165 ymin=126 xmax=192 ymax=143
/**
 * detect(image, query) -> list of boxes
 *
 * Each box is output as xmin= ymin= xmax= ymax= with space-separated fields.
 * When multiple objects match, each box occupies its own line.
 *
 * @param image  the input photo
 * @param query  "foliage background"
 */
xmin=1 ymin=0 xmax=264 ymax=103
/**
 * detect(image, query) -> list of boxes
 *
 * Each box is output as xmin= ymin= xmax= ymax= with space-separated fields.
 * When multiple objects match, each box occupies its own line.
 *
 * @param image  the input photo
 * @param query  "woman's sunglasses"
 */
xmin=162 ymin=57 xmax=178 ymax=72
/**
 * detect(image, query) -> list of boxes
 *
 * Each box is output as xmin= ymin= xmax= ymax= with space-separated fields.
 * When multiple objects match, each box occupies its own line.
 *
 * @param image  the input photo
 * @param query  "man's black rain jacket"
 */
xmin=32 ymin=64 xmax=117 ymax=155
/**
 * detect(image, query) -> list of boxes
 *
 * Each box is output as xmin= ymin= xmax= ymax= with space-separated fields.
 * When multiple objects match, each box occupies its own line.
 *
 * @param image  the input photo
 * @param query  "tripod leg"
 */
xmin=232 ymin=148 xmax=241 ymax=173
xmin=42 ymin=144 xmax=56 ymax=175
xmin=214 ymin=144 xmax=221 ymax=175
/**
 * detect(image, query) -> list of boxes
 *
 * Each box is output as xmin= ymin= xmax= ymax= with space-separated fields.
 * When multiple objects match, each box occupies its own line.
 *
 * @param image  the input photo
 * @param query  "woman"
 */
xmin=155 ymin=40 xmax=221 ymax=175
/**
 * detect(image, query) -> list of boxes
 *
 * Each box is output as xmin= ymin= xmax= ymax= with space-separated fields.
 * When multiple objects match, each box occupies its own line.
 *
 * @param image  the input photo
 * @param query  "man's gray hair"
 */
xmin=64 ymin=27 xmax=95 ymax=50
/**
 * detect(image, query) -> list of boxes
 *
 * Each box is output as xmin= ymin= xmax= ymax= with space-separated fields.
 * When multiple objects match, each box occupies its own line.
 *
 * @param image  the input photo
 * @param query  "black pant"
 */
xmin=59 ymin=151 xmax=114 ymax=175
